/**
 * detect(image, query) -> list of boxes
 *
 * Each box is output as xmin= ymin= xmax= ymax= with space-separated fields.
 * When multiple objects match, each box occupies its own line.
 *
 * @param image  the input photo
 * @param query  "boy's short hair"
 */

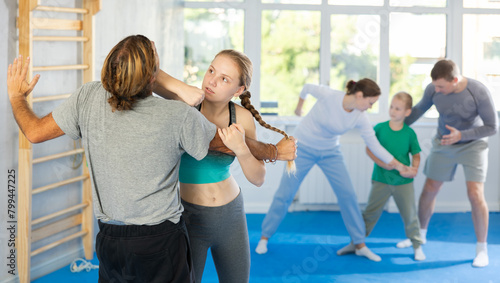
xmin=393 ymin=91 xmax=413 ymax=110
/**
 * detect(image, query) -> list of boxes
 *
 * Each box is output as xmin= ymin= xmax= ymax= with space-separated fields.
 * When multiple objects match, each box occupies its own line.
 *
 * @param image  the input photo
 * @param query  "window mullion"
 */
xmin=244 ymin=1 xmax=262 ymax=110
xmin=448 ymin=0 xmax=464 ymax=70
xmin=378 ymin=8 xmax=390 ymax=121
xmin=320 ymin=1 xmax=330 ymax=85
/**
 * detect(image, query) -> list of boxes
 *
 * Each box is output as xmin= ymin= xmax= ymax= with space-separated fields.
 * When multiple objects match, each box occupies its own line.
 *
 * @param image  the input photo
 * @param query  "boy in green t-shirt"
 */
xmin=363 ymin=92 xmax=425 ymax=261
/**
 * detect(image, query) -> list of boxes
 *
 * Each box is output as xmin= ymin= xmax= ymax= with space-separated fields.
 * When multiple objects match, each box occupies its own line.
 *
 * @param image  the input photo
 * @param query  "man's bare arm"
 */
xmin=209 ymin=132 xmax=297 ymax=161
xmin=10 ymin=98 xmax=64 ymax=143
xmin=8 ymin=56 xmax=65 ymax=143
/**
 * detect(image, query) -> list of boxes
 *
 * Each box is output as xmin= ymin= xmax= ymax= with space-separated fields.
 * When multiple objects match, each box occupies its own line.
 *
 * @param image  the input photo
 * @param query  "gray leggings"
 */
xmin=182 ymin=192 xmax=250 ymax=283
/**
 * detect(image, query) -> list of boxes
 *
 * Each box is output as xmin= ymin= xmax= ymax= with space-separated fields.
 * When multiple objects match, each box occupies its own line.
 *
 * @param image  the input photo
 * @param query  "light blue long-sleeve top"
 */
xmin=293 ymin=84 xmax=394 ymax=164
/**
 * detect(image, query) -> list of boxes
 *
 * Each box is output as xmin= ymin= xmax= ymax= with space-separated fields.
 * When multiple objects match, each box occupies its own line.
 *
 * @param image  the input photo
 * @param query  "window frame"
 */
xmin=183 ymin=0 xmax=500 ymax=122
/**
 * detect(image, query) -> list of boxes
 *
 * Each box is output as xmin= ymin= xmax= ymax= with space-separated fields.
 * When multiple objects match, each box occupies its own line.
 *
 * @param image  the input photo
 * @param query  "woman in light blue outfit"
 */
xmin=255 ymin=80 xmax=409 ymax=261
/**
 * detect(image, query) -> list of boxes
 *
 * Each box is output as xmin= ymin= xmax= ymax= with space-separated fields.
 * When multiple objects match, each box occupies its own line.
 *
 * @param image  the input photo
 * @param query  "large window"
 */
xmin=330 ymin=0 xmax=383 ymax=6
xmin=389 ymin=13 xmax=446 ymax=117
xmin=183 ymin=1 xmax=500 ymax=117
xmin=261 ymin=10 xmax=320 ymax=116
xmin=463 ymin=14 xmax=500 ymax=111
xmin=464 ymin=0 xmax=500 ymax=8
xmin=330 ymin=14 xmax=380 ymax=113
xmin=389 ymin=0 xmax=446 ymax=7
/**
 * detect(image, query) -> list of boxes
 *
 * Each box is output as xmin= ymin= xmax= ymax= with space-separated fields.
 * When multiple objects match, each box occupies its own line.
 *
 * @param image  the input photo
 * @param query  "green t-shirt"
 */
xmin=371 ymin=121 xmax=421 ymax=185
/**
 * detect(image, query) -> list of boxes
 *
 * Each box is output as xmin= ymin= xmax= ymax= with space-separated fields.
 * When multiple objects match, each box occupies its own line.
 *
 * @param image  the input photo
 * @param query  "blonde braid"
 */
xmin=239 ymin=91 xmax=288 ymax=138
xmin=239 ymin=91 xmax=296 ymax=173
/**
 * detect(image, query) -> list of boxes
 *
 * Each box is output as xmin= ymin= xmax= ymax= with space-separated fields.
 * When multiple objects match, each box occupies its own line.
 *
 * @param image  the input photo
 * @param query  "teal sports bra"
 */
xmin=179 ymin=102 xmax=236 ymax=184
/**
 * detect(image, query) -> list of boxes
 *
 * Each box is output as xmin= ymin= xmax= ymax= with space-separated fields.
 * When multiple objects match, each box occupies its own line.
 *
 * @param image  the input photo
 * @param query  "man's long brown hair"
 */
xmin=101 ymin=35 xmax=157 ymax=112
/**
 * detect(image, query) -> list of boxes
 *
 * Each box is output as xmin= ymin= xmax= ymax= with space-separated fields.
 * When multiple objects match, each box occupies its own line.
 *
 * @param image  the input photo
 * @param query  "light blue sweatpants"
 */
xmin=261 ymin=143 xmax=366 ymax=244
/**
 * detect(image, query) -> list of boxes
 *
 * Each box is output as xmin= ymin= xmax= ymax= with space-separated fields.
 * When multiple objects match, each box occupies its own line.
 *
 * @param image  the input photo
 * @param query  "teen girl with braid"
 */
xmin=256 ymin=80 xmax=411 ymax=262
xmin=178 ymin=49 xmax=293 ymax=283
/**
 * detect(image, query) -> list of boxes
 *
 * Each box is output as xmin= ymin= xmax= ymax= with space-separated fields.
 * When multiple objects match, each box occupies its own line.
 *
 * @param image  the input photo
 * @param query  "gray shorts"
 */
xmin=424 ymin=137 xmax=489 ymax=182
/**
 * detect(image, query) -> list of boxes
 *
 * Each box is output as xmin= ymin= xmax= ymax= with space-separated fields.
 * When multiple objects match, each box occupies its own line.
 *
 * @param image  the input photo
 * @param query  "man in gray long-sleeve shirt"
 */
xmin=397 ymin=59 xmax=498 ymax=267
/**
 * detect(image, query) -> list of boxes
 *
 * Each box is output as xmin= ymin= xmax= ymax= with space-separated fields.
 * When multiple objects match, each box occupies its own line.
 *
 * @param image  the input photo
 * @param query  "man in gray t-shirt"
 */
xmin=8 ymin=35 xmax=214 ymax=282
xmin=52 ymin=81 xmax=215 ymax=226
xmin=399 ymin=59 xmax=498 ymax=268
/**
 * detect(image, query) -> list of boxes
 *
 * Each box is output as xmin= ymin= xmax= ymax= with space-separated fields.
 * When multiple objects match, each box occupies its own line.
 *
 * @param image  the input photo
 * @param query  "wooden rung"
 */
xmin=33 ymin=64 xmax=88 ymax=72
xmin=33 ymin=148 xmax=84 ymax=164
xmin=32 ymin=203 xmax=88 ymax=226
xmin=33 ymin=93 xmax=71 ymax=103
xmin=32 ymin=214 xmax=82 ymax=243
xmin=33 ymin=36 xmax=89 ymax=42
xmin=31 ymin=230 xmax=87 ymax=257
xmin=33 ymin=175 xmax=88 ymax=195
xmin=34 ymin=5 xmax=88 ymax=14
xmin=32 ymin=18 xmax=82 ymax=30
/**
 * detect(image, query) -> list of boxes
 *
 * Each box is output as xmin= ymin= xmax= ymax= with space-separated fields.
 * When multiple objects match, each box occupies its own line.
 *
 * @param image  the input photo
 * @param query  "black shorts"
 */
xmin=96 ymin=217 xmax=194 ymax=283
